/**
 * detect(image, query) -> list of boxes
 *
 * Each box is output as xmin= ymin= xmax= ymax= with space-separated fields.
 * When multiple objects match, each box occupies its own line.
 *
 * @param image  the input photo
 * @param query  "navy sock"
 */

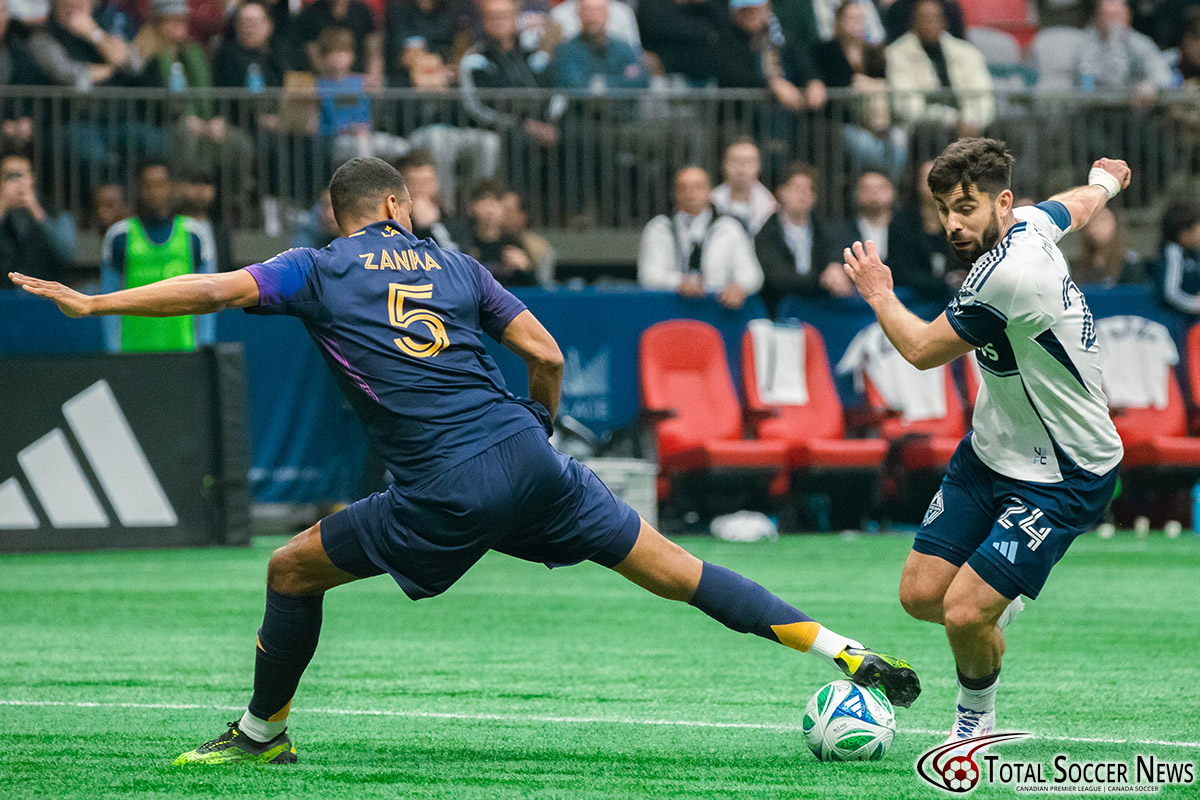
xmin=687 ymin=562 xmax=818 ymax=651
xmin=247 ymin=588 xmax=324 ymax=722
xmin=957 ymin=668 xmax=1000 ymax=691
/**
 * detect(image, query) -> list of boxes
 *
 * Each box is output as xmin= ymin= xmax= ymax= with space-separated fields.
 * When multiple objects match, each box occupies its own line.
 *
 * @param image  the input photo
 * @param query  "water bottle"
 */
xmin=1080 ymin=72 xmax=1094 ymax=93
xmin=246 ymin=63 xmax=265 ymax=94
xmin=168 ymin=61 xmax=187 ymax=93
xmin=1191 ymin=482 xmax=1200 ymax=534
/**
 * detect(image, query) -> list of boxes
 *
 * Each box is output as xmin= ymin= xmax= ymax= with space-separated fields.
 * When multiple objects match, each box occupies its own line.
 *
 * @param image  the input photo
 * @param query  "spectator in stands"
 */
xmin=291 ymin=187 xmax=341 ymax=249
xmin=213 ymin=1 xmax=289 ymax=92
xmin=714 ymin=0 xmax=825 ymax=112
xmin=8 ymin=0 xmax=47 ymax=28
xmin=94 ymin=0 xmax=135 ymax=39
xmin=912 ymin=157 xmax=962 ymax=293
xmin=397 ymin=148 xmax=468 ymax=248
xmin=754 ymin=161 xmax=844 ymax=315
xmin=1168 ymin=9 xmax=1200 ymax=85
xmin=635 ymin=0 xmax=721 ymax=84
xmin=813 ymin=0 xmax=906 ymax=180
xmin=314 ymin=27 xmax=411 ymax=163
xmin=1 ymin=0 xmax=41 ymax=155
xmin=100 ymin=160 xmax=216 ymax=352
xmin=550 ymin=0 xmax=647 ymax=90
xmin=0 ymin=150 xmax=75 ymax=286
xmin=174 ymin=168 xmax=232 ymax=273
xmin=1154 ymin=201 xmax=1200 ymax=315
xmin=885 ymin=0 xmax=993 ymax=139
xmin=460 ymin=0 xmax=563 ymax=150
xmin=813 ymin=0 xmax=882 ymax=43
xmin=501 ymin=189 xmax=555 ymax=284
xmin=838 ymin=170 xmax=936 ymax=296
xmin=295 ymin=0 xmax=383 ymax=89
xmin=136 ymin=0 xmax=254 ymax=185
xmin=551 ymin=0 xmax=641 ymax=52
xmin=31 ymin=0 xmax=144 ymax=88
xmin=1077 ymin=0 xmax=1172 ymax=100
xmin=879 ymin=0 xmax=964 ymax=45
xmin=91 ymin=181 xmax=128 ymax=233
xmin=638 ymin=165 xmax=762 ymax=310
xmin=385 ymin=0 xmax=476 ymax=77
xmin=460 ymin=178 xmax=539 ymax=287
xmin=1071 ymin=206 xmax=1140 ymax=288
xmin=712 ymin=138 xmax=776 ymax=235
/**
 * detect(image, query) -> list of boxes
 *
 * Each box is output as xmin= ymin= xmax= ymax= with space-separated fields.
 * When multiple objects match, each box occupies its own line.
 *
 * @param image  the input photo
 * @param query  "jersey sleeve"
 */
xmin=944 ymin=256 xmax=1037 ymax=345
xmin=477 ymin=261 xmax=528 ymax=341
xmin=243 ymin=247 xmax=320 ymax=317
xmin=1017 ymin=201 xmax=1071 ymax=243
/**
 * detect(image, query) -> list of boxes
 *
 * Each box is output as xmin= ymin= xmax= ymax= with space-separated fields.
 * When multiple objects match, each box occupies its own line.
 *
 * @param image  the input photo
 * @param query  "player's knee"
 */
xmin=942 ymin=600 xmax=987 ymax=632
xmin=898 ymin=578 xmax=942 ymax=622
xmin=267 ymin=544 xmax=308 ymax=596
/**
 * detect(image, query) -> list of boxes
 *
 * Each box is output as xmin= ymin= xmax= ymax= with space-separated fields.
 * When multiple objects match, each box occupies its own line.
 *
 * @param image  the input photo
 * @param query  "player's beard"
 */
xmin=948 ymin=213 xmax=1003 ymax=266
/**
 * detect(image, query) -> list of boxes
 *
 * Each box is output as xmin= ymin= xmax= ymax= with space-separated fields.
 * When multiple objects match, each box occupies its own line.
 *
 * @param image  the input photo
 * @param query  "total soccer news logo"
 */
xmin=916 ymin=734 xmax=1197 ymax=794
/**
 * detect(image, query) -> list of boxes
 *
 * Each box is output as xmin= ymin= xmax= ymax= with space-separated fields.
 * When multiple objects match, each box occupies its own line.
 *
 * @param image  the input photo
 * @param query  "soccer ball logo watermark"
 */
xmin=916 ymin=733 xmax=1030 ymax=793
xmin=942 ymin=757 xmax=980 ymax=791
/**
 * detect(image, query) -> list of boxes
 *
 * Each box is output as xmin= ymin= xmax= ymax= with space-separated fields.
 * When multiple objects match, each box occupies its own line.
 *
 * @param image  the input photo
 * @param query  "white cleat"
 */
xmin=995 ymin=597 xmax=1025 ymax=632
xmin=945 ymin=705 xmax=997 ymax=747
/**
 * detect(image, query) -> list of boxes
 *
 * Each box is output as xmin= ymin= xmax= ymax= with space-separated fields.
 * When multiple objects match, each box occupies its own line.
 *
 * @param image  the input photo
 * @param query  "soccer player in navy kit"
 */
xmin=10 ymin=158 xmax=919 ymax=765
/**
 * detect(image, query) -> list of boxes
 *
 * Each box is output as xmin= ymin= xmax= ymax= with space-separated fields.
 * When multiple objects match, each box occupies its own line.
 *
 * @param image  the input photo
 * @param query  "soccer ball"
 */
xmin=802 ymin=679 xmax=896 ymax=762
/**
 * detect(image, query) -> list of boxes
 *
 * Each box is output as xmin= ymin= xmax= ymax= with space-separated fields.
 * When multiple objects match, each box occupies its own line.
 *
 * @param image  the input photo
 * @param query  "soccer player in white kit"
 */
xmin=842 ymin=138 xmax=1130 ymax=741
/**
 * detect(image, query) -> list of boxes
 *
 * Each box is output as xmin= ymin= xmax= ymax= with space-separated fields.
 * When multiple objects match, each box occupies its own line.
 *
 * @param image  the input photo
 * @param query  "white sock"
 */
xmin=956 ymin=676 xmax=999 ymax=713
xmin=810 ymin=626 xmax=864 ymax=666
xmin=238 ymin=709 xmax=287 ymax=743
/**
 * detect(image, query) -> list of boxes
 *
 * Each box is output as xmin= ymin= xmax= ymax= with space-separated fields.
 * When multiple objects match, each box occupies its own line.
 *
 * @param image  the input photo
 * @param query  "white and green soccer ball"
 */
xmin=802 ymin=679 xmax=896 ymax=762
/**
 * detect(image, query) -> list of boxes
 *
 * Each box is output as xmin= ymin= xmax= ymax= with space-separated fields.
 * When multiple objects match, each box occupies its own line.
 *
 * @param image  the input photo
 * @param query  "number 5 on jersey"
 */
xmin=389 ymin=283 xmax=449 ymax=358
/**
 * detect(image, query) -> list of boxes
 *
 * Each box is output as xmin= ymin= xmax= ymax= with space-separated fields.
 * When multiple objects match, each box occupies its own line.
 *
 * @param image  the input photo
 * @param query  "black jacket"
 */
xmin=839 ymin=211 xmax=951 ymax=300
xmin=755 ymin=211 xmax=840 ymax=316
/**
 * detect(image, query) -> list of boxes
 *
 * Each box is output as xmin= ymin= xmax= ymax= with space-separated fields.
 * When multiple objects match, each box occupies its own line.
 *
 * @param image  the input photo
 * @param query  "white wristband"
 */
xmin=1088 ymin=167 xmax=1122 ymax=199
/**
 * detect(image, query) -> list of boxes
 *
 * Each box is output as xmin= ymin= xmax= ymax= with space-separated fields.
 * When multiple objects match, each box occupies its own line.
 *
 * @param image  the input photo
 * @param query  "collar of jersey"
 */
xmin=349 ymin=220 xmax=417 ymax=241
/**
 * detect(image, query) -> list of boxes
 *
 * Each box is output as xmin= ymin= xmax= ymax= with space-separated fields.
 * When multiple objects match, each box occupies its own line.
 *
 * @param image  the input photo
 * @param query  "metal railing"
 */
xmin=3 ymin=85 xmax=1199 ymax=231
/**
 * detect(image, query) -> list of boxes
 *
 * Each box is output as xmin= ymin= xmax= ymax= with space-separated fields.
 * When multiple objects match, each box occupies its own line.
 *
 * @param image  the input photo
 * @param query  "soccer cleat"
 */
xmin=173 ymin=722 xmax=297 ymax=765
xmin=947 ymin=704 xmax=996 ymax=743
xmin=833 ymin=646 xmax=921 ymax=708
xmin=996 ymin=597 xmax=1025 ymax=632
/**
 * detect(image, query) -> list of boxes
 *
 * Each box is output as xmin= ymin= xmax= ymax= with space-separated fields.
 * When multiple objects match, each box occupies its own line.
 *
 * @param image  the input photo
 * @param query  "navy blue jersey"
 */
xmin=245 ymin=220 xmax=548 ymax=487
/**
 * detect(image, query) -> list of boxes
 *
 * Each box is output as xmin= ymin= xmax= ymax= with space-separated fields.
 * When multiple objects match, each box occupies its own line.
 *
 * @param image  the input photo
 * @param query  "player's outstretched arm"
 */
xmin=843 ymin=241 xmax=976 ymax=370
xmin=1046 ymin=158 xmax=1132 ymax=232
xmin=8 ymin=269 xmax=262 ymax=319
xmin=501 ymin=309 xmax=564 ymax=420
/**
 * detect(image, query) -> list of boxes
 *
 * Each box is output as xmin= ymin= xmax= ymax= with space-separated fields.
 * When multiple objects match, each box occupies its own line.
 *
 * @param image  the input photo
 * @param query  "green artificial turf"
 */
xmin=0 ymin=531 xmax=1197 ymax=799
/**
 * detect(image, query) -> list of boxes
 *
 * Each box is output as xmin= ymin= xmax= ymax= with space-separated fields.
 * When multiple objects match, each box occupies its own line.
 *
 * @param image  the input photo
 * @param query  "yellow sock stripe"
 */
xmin=770 ymin=621 xmax=820 ymax=652
xmin=268 ymin=699 xmax=292 ymax=723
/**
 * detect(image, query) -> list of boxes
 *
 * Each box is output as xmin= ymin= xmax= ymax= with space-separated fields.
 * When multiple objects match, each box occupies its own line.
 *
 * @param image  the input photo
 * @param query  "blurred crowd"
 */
xmin=634 ymin=137 xmax=1200 ymax=317
xmin=5 ymin=0 xmax=1200 ymax=310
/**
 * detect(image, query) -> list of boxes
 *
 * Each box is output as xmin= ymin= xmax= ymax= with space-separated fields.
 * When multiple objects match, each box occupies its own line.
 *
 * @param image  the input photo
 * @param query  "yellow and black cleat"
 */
xmin=174 ymin=722 xmax=297 ymax=765
xmin=834 ymin=647 xmax=921 ymax=708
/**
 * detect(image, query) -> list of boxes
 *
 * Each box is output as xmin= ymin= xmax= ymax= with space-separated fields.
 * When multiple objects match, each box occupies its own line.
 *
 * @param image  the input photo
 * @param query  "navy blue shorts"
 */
xmin=319 ymin=428 xmax=642 ymax=599
xmin=913 ymin=435 xmax=1118 ymax=600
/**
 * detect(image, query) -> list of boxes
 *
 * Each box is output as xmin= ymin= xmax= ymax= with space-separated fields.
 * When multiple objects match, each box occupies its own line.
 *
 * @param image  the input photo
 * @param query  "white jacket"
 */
xmin=886 ymin=32 xmax=995 ymax=130
xmin=638 ymin=211 xmax=764 ymax=293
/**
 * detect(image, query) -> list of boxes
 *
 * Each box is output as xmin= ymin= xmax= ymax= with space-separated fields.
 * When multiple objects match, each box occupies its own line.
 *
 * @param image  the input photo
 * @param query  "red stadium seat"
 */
xmin=639 ymin=320 xmax=787 ymax=508
xmin=863 ymin=364 xmax=965 ymax=474
xmin=961 ymin=0 xmax=1038 ymax=50
xmin=740 ymin=324 xmax=888 ymax=472
xmin=1110 ymin=367 xmax=1200 ymax=471
xmin=1186 ymin=321 xmax=1200 ymax=433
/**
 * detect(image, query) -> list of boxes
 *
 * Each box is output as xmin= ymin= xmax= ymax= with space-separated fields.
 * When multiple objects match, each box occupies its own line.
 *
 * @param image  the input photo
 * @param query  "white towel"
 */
xmin=1095 ymin=315 xmax=1178 ymax=410
xmin=749 ymin=319 xmax=808 ymax=406
xmin=836 ymin=323 xmax=947 ymax=422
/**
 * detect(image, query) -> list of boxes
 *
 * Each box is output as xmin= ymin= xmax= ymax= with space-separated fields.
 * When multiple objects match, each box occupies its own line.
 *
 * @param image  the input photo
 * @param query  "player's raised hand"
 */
xmin=842 ymin=240 xmax=893 ymax=304
xmin=1092 ymin=158 xmax=1132 ymax=191
xmin=7 ymin=273 xmax=94 ymax=318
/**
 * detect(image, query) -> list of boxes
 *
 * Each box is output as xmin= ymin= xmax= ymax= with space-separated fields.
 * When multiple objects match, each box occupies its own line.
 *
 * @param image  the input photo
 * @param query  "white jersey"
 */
xmin=944 ymin=202 xmax=1123 ymax=483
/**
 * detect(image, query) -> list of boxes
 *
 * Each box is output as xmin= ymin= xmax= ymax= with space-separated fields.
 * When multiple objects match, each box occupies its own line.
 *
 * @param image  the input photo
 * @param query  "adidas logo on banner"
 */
xmin=0 ymin=380 xmax=178 ymax=530
xmin=993 ymin=539 xmax=1018 ymax=563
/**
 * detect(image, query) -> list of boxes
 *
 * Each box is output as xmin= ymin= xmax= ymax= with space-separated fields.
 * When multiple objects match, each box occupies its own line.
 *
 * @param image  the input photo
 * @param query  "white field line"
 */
xmin=1 ymin=698 xmax=1198 ymax=750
